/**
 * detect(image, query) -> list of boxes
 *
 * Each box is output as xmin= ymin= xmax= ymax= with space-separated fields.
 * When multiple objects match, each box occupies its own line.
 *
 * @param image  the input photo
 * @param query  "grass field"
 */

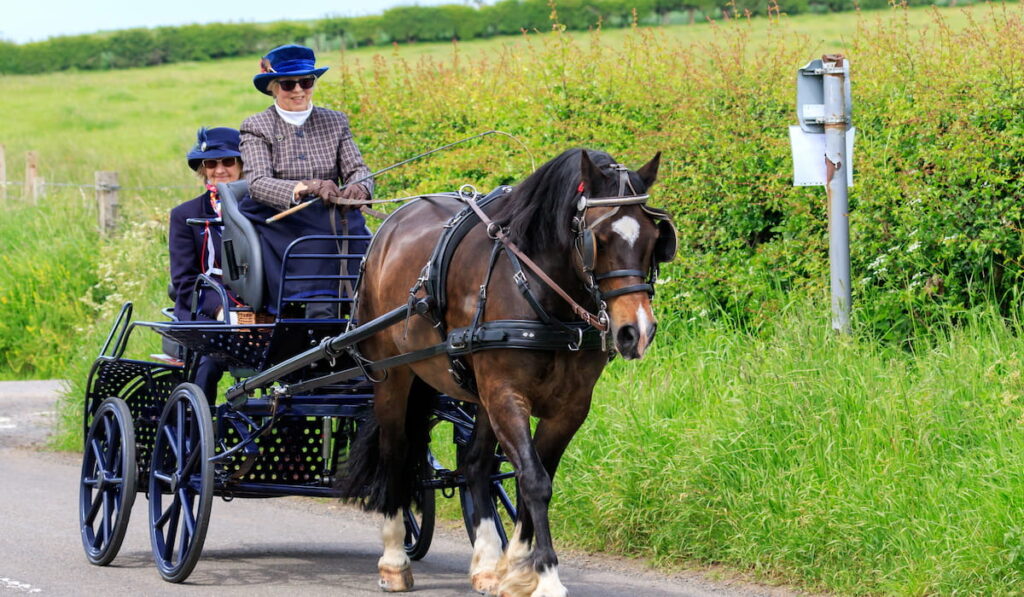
xmin=4 ymin=4 xmax=1024 ymax=594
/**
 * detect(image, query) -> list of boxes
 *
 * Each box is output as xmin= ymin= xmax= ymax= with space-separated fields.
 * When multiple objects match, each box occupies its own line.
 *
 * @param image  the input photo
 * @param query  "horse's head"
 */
xmin=574 ymin=150 xmax=677 ymax=359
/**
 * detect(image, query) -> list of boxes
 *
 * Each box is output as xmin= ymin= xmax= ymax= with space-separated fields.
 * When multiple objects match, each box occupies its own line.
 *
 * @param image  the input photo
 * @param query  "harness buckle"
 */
xmin=568 ymin=327 xmax=583 ymax=352
xmin=513 ymin=270 xmax=528 ymax=288
xmin=486 ymin=222 xmax=503 ymax=239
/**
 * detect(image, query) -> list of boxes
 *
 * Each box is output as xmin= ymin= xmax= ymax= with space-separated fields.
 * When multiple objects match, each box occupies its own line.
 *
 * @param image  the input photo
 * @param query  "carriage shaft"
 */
xmin=225 ymin=304 xmax=410 ymax=402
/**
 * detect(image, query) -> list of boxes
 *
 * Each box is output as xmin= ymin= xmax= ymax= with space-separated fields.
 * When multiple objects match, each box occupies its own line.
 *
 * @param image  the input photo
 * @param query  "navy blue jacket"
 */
xmin=169 ymin=191 xmax=230 ymax=321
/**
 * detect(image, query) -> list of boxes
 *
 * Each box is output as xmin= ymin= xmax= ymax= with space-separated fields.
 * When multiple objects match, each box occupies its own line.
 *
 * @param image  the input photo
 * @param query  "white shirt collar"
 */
xmin=274 ymin=102 xmax=314 ymax=127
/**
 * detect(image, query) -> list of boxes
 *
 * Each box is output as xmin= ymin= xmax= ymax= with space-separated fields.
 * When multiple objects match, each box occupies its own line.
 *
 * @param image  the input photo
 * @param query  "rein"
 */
xmin=464 ymin=195 xmax=610 ymax=332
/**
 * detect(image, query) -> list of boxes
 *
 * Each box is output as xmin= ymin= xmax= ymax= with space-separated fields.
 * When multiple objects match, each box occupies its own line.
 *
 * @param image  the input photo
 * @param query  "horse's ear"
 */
xmin=579 ymin=149 xmax=602 ymax=195
xmin=636 ymin=152 xmax=662 ymax=188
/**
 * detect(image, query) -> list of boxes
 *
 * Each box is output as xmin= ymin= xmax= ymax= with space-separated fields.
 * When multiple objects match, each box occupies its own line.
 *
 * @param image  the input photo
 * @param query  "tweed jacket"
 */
xmin=240 ymin=105 xmax=373 ymax=211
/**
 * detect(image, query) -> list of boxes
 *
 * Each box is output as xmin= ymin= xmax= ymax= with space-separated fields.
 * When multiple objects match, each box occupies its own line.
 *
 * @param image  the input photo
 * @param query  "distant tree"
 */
xmin=381 ymin=6 xmax=434 ymax=42
xmin=348 ymin=16 xmax=386 ymax=46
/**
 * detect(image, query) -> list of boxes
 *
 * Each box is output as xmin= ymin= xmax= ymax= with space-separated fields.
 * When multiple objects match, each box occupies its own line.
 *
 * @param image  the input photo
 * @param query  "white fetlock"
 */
xmin=496 ymin=561 xmax=539 ymax=597
xmin=470 ymin=517 xmax=504 ymax=594
xmin=378 ymin=514 xmax=413 ymax=592
xmin=496 ymin=523 xmax=531 ymax=579
xmin=530 ymin=566 xmax=567 ymax=597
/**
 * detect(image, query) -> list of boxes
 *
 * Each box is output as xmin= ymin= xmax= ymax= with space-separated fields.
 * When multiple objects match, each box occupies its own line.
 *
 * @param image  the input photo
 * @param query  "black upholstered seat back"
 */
xmin=217 ymin=180 xmax=265 ymax=312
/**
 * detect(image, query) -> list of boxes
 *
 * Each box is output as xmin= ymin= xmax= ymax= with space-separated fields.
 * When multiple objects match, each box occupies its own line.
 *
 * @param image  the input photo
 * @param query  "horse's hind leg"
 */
xmin=462 ymin=413 xmax=504 ymax=593
xmin=372 ymin=368 xmax=418 ymax=592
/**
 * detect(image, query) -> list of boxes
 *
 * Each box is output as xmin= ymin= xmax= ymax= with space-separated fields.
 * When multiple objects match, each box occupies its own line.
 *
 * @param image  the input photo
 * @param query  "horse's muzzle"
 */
xmin=615 ymin=321 xmax=657 ymax=360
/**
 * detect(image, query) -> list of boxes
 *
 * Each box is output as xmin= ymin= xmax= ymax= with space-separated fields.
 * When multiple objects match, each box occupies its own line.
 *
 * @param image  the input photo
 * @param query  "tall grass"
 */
xmin=0 ymin=191 xmax=99 ymax=378
xmin=558 ymin=302 xmax=1024 ymax=594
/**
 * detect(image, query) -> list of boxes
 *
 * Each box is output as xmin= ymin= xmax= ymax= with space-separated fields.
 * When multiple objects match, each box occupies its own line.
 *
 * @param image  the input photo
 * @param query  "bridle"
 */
xmin=466 ymin=162 xmax=677 ymax=334
xmin=572 ymin=164 xmax=675 ymax=311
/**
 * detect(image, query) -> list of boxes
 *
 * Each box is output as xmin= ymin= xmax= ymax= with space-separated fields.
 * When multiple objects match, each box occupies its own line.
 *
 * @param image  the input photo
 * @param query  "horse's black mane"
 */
xmin=491 ymin=148 xmax=649 ymax=256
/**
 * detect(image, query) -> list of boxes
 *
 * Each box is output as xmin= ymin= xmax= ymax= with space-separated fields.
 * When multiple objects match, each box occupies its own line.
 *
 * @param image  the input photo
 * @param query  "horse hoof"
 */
xmin=378 ymin=565 xmax=414 ymax=592
xmin=472 ymin=571 xmax=500 ymax=594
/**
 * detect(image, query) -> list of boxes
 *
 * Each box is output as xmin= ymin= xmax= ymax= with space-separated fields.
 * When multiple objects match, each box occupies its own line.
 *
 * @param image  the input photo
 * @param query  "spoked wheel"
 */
xmin=79 ymin=397 xmax=137 ymax=566
xmin=402 ymin=471 xmax=436 ymax=560
xmin=148 ymin=383 xmax=214 ymax=583
xmin=458 ymin=445 xmax=518 ymax=548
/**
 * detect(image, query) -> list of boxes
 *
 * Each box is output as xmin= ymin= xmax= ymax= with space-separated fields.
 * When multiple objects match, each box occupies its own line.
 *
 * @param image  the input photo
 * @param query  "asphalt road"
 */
xmin=0 ymin=381 xmax=792 ymax=597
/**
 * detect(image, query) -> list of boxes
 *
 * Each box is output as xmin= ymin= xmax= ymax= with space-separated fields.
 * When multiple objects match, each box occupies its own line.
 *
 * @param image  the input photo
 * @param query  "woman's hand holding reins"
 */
xmin=292 ymin=179 xmax=341 ymax=203
xmin=332 ymin=183 xmax=370 ymax=208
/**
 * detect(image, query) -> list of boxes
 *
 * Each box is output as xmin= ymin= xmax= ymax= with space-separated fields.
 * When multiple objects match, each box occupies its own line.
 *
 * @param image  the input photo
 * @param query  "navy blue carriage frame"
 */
xmin=79 ymin=181 xmax=516 ymax=583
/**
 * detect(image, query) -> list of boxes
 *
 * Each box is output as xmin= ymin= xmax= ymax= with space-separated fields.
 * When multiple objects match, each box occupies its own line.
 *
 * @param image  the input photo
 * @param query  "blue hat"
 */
xmin=186 ymin=127 xmax=241 ymax=170
xmin=253 ymin=44 xmax=329 ymax=96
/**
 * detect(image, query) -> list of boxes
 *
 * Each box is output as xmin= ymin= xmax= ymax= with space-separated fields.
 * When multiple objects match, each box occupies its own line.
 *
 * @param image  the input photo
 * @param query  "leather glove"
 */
xmin=293 ymin=179 xmax=341 ymax=202
xmin=327 ymin=183 xmax=370 ymax=208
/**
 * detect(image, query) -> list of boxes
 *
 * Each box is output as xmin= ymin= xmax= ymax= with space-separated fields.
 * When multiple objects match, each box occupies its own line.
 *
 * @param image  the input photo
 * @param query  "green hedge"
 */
xmin=0 ymin=0 xmax=980 ymax=74
xmin=315 ymin=5 xmax=1024 ymax=339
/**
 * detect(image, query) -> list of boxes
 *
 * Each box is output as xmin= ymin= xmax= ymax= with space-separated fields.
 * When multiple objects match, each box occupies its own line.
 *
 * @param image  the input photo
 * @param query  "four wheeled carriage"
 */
xmin=78 ymin=181 xmax=516 ymax=582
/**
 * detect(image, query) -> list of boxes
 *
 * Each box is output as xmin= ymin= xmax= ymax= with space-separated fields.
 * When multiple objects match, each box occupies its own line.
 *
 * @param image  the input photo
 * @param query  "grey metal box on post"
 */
xmin=797 ymin=58 xmax=852 ymax=133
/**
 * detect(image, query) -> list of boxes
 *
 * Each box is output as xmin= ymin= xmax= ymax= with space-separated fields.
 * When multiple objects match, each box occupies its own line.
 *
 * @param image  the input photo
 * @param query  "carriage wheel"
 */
xmin=402 ymin=482 xmax=436 ymax=560
xmin=79 ymin=397 xmax=137 ymax=566
xmin=148 ymin=383 xmax=214 ymax=583
xmin=458 ymin=445 xmax=518 ymax=548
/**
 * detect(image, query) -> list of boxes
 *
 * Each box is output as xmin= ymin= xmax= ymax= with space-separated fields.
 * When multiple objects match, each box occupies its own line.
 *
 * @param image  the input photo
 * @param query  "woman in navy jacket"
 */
xmin=169 ymin=126 xmax=242 ymax=399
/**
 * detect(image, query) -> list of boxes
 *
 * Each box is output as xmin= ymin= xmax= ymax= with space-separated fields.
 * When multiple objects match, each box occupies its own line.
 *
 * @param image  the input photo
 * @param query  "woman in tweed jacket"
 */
xmin=238 ymin=44 xmax=373 ymax=317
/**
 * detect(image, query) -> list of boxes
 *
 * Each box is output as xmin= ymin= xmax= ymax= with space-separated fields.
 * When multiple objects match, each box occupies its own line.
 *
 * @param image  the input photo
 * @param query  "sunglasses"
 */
xmin=202 ymin=157 xmax=238 ymax=169
xmin=277 ymin=77 xmax=316 ymax=91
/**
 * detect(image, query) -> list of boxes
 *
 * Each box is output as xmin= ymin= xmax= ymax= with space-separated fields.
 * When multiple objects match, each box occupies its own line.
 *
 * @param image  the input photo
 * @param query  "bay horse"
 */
xmin=338 ymin=148 xmax=676 ymax=596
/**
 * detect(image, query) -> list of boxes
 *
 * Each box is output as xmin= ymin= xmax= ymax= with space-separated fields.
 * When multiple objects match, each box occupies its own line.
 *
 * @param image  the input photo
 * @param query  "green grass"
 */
xmin=554 ymin=302 xmax=1024 ymax=594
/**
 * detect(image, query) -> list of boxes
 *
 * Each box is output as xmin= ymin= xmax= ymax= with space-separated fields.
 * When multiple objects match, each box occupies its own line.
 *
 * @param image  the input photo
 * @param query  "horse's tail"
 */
xmin=334 ymin=378 xmax=437 ymax=516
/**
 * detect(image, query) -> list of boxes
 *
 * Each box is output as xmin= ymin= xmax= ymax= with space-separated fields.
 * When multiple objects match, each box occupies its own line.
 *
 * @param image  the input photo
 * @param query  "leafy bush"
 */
xmin=320 ymin=5 xmax=1024 ymax=339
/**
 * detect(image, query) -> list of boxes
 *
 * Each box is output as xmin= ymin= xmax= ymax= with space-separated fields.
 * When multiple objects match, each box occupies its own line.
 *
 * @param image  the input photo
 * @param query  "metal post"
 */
xmin=822 ymin=54 xmax=851 ymax=334
xmin=96 ymin=171 xmax=120 ymax=237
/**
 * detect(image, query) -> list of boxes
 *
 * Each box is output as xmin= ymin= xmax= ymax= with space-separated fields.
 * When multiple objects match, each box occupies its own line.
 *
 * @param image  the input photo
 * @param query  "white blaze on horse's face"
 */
xmin=594 ymin=211 xmax=659 ymax=360
xmin=612 ymin=216 xmax=640 ymax=248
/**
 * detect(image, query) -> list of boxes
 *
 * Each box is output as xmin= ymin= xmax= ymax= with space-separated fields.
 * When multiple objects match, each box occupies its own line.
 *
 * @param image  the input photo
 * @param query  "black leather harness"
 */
xmin=378 ymin=187 xmax=604 ymax=394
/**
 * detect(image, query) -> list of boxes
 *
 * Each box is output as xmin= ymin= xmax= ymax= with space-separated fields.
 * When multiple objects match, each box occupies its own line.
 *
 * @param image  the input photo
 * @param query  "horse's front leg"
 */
xmin=481 ymin=389 xmax=565 ymax=597
xmin=512 ymin=414 xmax=590 ymax=597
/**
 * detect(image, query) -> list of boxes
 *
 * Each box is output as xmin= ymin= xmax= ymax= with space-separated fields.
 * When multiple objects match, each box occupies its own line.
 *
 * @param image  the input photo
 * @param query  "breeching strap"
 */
xmin=464 ymin=197 xmax=609 ymax=332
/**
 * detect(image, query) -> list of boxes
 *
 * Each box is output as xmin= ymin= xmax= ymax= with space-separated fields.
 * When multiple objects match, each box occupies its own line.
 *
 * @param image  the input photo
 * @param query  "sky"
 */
xmin=3 ymin=0 xmax=468 ymax=44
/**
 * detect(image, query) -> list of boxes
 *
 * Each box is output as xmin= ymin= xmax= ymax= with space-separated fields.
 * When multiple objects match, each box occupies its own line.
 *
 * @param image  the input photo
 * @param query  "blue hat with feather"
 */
xmin=253 ymin=44 xmax=329 ymax=96
xmin=186 ymin=127 xmax=241 ymax=170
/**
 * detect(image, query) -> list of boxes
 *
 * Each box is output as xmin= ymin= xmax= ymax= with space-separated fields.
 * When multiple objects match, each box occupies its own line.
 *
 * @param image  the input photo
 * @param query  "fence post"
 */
xmin=95 ymin=171 xmax=119 ymax=237
xmin=24 ymin=151 xmax=38 ymax=203
xmin=0 ymin=144 xmax=6 ymax=201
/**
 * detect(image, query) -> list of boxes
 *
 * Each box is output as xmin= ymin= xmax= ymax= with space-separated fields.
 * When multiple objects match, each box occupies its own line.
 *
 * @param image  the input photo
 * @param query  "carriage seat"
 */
xmin=217 ymin=180 xmax=266 ymax=314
